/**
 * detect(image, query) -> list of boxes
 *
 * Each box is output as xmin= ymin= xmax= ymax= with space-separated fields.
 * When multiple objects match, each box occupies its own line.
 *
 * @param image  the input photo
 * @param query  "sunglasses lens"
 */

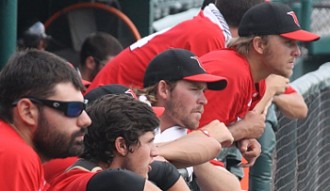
xmin=66 ymin=102 xmax=85 ymax=117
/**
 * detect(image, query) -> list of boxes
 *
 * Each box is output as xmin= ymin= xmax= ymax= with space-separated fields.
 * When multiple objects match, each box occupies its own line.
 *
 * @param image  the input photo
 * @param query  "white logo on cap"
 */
xmin=190 ymin=56 xmax=206 ymax=71
xmin=287 ymin=11 xmax=300 ymax=27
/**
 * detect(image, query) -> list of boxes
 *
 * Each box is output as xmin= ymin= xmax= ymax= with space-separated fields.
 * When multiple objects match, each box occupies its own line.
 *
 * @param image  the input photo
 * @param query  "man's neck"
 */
xmin=11 ymin=119 xmax=38 ymax=148
xmin=98 ymin=160 xmax=111 ymax=170
xmin=159 ymin=115 xmax=179 ymax=133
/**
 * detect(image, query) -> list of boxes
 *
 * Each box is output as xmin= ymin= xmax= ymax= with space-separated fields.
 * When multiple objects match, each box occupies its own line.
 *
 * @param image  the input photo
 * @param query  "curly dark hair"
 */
xmin=81 ymin=94 xmax=159 ymax=164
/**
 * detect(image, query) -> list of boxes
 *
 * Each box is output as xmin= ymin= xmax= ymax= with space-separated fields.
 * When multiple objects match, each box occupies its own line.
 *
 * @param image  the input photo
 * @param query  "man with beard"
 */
xmin=0 ymin=50 xmax=91 ymax=190
xmin=198 ymin=2 xmax=319 ymax=181
xmin=0 ymin=50 xmax=153 ymax=191
xmin=139 ymin=48 xmax=241 ymax=191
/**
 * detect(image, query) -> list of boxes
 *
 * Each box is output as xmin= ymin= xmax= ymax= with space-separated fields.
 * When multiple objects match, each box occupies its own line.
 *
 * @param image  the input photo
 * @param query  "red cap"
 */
xmin=280 ymin=30 xmax=320 ymax=42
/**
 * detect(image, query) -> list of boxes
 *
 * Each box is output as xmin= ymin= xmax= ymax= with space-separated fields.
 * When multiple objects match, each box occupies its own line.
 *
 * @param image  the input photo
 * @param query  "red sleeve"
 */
xmin=43 ymin=157 xmax=79 ymax=183
xmin=284 ymin=85 xmax=296 ymax=94
xmin=181 ymin=12 xmax=225 ymax=56
xmin=0 ymin=143 xmax=47 ymax=191
xmin=48 ymin=169 xmax=96 ymax=191
xmin=199 ymin=50 xmax=254 ymax=126
xmin=250 ymin=81 xmax=297 ymax=110
xmin=249 ymin=80 xmax=266 ymax=110
xmin=0 ymin=122 xmax=48 ymax=191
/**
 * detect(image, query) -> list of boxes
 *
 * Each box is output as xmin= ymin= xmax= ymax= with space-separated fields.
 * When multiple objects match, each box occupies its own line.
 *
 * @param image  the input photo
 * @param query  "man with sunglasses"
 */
xmin=0 ymin=49 xmax=91 ymax=191
xmin=0 ymin=50 xmax=153 ymax=191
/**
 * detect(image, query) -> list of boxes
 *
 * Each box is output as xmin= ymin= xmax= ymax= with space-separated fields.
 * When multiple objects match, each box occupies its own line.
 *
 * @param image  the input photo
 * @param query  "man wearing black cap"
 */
xmin=140 ymin=48 xmax=241 ymax=191
xmin=199 ymin=1 xmax=320 ymax=182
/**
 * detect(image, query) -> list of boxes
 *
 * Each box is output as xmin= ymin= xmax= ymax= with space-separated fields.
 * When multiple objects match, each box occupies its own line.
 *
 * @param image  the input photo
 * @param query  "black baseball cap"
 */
xmin=85 ymin=84 xmax=136 ymax=101
xmin=85 ymin=84 xmax=164 ymax=117
xmin=143 ymin=48 xmax=227 ymax=90
xmin=238 ymin=2 xmax=320 ymax=42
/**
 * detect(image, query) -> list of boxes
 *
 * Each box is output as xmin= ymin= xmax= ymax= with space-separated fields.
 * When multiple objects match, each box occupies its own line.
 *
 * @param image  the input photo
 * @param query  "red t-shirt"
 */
xmin=87 ymin=10 xmax=226 ymax=92
xmin=43 ymin=157 xmax=79 ymax=183
xmin=48 ymin=169 xmax=97 ymax=191
xmin=199 ymin=49 xmax=259 ymax=126
xmin=0 ymin=120 xmax=48 ymax=191
xmin=200 ymin=50 xmax=298 ymax=126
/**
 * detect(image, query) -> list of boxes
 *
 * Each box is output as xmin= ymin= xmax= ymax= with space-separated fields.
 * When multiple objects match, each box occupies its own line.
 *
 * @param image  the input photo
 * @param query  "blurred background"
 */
xmin=0 ymin=0 xmax=329 ymax=78
xmin=1 ymin=1 xmax=330 ymax=190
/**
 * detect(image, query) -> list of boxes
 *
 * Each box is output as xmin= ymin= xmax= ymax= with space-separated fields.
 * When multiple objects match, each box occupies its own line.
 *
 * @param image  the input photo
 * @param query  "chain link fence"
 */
xmin=273 ymin=62 xmax=330 ymax=191
xmin=311 ymin=0 xmax=330 ymax=35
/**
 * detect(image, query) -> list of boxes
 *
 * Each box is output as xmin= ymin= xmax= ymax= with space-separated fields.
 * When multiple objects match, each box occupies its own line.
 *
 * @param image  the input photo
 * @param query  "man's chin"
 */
xmin=68 ymin=144 xmax=84 ymax=156
xmin=187 ymin=121 xmax=200 ymax=130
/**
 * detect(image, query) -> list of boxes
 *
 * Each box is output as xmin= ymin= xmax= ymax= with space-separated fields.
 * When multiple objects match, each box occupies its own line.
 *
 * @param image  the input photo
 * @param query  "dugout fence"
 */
xmin=273 ymin=62 xmax=330 ymax=191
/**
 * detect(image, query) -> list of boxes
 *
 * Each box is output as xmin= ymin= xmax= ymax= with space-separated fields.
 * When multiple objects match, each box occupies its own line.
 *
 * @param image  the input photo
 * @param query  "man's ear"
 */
xmin=115 ymin=137 xmax=128 ymax=156
xmin=85 ymin=56 xmax=96 ymax=70
xmin=15 ymin=98 xmax=39 ymax=127
xmin=252 ymin=36 xmax=266 ymax=54
xmin=157 ymin=80 xmax=170 ymax=100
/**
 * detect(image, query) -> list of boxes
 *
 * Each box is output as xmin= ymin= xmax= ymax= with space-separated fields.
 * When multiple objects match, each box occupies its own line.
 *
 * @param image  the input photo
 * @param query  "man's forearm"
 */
xmin=228 ymin=114 xmax=265 ymax=141
xmin=157 ymin=131 xmax=221 ymax=168
xmin=193 ymin=162 xmax=241 ymax=191
xmin=273 ymin=92 xmax=308 ymax=119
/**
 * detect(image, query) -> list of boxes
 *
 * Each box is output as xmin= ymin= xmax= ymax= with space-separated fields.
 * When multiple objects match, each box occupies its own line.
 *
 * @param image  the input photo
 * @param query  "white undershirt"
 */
xmin=155 ymin=126 xmax=193 ymax=179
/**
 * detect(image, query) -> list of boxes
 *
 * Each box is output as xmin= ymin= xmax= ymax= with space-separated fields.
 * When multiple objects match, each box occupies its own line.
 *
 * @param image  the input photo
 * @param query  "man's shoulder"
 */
xmin=0 ymin=121 xmax=39 ymax=162
xmin=48 ymin=168 xmax=95 ymax=191
xmin=0 ymin=128 xmax=44 ymax=191
xmin=155 ymin=126 xmax=187 ymax=143
xmin=201 ymin=49 xmax=250 ymax=78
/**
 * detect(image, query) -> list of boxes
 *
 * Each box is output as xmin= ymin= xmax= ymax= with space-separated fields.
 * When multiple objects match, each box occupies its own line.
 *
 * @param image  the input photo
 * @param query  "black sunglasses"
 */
xmin=12 ymin=97 xmax=88 ymax=118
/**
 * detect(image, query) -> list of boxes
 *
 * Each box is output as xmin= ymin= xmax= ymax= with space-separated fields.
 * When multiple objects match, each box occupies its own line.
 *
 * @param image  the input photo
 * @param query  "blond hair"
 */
xmin=228 ymin=35 xmax=270 ymax=56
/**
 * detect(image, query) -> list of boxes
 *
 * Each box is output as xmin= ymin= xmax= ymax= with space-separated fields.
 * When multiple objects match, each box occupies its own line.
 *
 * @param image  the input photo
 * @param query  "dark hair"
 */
xmin=0 ymin=49 xmax=84 ymax=122
xmin=215 ymin=0 xmax=264 ymax=27
xmin=20 ymin=33 xmax=43 ymax=49
xmin=79 ymin=32 xmax=123 ymax=68
xmin=82 ymin=94 xmax=159 ymax=164
xmin=201 ymin=0 xmax=215 ymax=9
xmin=17 ymin=21 xmax=51 ymax=49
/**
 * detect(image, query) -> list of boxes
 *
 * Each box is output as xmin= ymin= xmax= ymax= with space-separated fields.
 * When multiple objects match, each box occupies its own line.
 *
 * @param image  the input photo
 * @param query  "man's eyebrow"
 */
xmin=148 ymin=135 xmax=155 ymax=143
xmin=191 ymin=82 xmax=207 ymax=89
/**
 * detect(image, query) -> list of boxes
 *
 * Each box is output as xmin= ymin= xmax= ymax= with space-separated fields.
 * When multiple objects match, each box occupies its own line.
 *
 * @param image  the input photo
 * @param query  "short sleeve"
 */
xmin=148 ymin=161 xmax=181 ymax=190
xmin=86 ymin=168 xmax=145 ymax=191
